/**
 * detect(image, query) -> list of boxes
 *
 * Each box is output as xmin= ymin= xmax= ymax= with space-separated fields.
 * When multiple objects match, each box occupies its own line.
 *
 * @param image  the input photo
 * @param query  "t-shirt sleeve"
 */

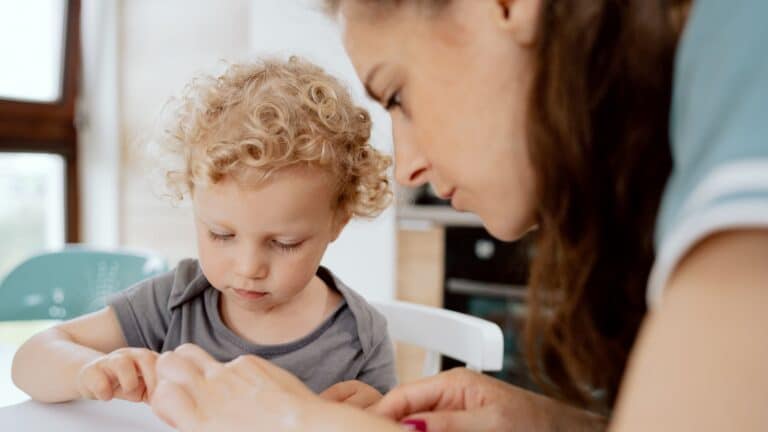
xmin=648 ymin=0 xmax=768 ymax=307
xmin=356 ymin=330 xmax=398 ymax=394
xmin=106 ymin=270 xmax=175 ymax=351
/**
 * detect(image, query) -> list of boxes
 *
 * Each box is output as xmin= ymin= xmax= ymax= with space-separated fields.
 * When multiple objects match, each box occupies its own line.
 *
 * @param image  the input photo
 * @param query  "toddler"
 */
xmin=12 ymin=57 xmax=396 ymax=405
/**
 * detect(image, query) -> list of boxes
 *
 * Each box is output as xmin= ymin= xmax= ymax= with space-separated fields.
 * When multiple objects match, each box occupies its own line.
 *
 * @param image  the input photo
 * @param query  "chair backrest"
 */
xmin=0 ymin=246 xmax=167 ymax=321
xmin=370 ymin=299 xmax=504 ymax=376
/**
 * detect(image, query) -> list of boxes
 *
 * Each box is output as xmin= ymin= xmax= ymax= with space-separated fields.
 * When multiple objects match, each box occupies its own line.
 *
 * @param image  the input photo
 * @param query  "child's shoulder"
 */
xmin=165 ymin=258 xmax=211 ymax=309
xmin=114 ymin=258 xmax=208 ymax=309
xmin=318 ymin=267 xmax=389 ymax=352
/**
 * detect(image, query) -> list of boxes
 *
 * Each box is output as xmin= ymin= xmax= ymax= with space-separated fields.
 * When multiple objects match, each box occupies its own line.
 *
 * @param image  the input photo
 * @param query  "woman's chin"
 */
xmin=481 ymin=212 xmax=536 ymax=242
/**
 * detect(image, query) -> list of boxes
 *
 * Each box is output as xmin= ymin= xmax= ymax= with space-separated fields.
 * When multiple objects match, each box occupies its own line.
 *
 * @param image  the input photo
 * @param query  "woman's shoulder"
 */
xmin=650 ymin=0 xmax=768 ymax=306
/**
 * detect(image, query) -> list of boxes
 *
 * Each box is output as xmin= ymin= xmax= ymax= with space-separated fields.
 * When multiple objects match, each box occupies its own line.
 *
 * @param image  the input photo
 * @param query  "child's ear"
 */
xmin=331 ymin=213 xmax=350 ymax=242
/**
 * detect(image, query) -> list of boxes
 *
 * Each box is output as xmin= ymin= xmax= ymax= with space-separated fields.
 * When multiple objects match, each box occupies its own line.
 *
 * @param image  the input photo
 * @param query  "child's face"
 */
xmin=191 ymin=166 xmax=345 ymax=314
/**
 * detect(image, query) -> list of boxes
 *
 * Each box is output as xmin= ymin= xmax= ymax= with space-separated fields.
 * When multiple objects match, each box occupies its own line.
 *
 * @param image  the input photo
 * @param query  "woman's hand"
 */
xmin=372 ymin=368 xmax=607 ymax=432
xmin=321 ymin=380 xmax=384 ymax=409
xmin=77 ymin=347 xmax=158 ymax=402
xmin=150 ymin=344 xmax=401 ymax=432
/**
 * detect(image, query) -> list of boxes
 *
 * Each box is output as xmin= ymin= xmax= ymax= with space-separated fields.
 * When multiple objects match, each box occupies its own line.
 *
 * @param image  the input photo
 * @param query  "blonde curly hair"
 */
xmin=162 ymin=56 xmax=392 ymax=219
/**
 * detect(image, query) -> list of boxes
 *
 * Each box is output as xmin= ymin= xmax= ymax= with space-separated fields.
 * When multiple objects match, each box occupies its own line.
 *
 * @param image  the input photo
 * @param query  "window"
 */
xmin=0 ymin=0 xmax=68 ymax=103
xmin=0 ymin=153 xmax=66 ymax=277
xmin=0 ymin=0 xmax=80 ymax=277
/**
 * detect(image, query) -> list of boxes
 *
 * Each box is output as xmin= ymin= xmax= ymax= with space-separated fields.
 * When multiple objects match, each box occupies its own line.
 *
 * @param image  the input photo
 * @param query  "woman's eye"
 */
xmin=385 ymin=90 xmax=402 ymax=111
xmin=208 ymin=231 xmax=234 ymax=242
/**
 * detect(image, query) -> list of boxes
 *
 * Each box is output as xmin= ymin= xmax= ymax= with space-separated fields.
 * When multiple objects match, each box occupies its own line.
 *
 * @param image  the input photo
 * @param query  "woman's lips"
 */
xmin=437 ymin=187 xmax=456 ymax=200
xmin=233 ymin=288 xmax=268 ymax=300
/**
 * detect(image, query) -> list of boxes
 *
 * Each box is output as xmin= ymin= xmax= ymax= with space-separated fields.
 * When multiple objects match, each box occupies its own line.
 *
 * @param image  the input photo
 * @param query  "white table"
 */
xmin=0 ymin=343 xmax=27 ymax=407
xmin=1 ymin=342 xmax=173 ymax=430
xmin=0 ymin=399 xmax=175 ymax=431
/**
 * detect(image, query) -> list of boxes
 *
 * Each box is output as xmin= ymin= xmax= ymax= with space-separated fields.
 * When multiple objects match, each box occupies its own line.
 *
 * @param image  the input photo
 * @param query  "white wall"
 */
xmin=79 ymin=0 xmax=120 ymax=247
xmin=119 ymin=0 xmax=251 ymax=263
xmin=248 ymin=0 xmax=396 ymax=301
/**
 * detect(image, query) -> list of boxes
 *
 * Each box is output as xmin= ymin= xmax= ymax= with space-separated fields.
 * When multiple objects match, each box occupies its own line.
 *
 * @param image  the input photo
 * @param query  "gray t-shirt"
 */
xmin=107 ymin=259 xmax=397 ymax=394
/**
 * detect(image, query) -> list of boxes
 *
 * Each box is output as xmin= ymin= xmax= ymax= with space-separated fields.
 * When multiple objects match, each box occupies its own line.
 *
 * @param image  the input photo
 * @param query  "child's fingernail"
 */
xmin=401 ymin=419 xmax=427 ymax=431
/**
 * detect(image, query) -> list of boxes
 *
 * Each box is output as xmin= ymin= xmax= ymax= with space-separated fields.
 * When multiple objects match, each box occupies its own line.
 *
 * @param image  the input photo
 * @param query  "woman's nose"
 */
xmin=393 ymin=137 xmax=430 ymax=187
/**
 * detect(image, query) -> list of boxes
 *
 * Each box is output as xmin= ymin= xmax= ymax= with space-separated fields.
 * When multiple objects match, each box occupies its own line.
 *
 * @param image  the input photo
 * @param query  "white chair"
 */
xmin=370 ymin=300 xmax=504 ymax=376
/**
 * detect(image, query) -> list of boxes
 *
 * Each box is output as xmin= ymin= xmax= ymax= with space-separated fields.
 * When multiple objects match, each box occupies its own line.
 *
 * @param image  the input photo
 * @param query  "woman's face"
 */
xmin=340 ymin=0 xmax=541 ymax=241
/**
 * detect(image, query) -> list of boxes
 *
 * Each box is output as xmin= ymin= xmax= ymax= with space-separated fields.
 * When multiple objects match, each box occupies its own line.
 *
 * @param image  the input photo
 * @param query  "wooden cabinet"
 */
xmin=394 ymin=227 xmax=444 ymax=383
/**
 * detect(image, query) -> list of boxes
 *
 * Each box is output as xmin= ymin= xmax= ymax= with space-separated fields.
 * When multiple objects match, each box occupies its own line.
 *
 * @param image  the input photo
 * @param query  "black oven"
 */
xmin=442 ymin=226 xmax=540 ymax=392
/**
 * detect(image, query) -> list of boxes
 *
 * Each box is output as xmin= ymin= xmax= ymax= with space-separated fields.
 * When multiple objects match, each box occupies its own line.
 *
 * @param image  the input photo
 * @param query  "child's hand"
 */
xmin=320 ymin=380 xmax=383 ymax=409
xmin=77 ymin=347 xmax=159 ymax=403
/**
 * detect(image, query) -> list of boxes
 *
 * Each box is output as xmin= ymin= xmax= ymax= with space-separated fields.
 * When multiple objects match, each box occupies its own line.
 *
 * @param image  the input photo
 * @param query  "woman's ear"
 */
xmin=494 ymin=0 xmax=542 ymax=46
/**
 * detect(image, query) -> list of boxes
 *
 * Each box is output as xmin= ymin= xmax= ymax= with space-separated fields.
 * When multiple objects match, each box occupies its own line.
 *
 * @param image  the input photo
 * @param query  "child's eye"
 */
xmin=272 ymin=240 xmax=303 ymax=252
xmin=208 ymin=231 xmax=234 ymax=242
xmin=385 ymin=90 xmax=402 ymax=111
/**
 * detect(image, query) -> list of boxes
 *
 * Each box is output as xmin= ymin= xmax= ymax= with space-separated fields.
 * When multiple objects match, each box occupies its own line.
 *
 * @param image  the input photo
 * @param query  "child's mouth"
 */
xmin=233 ymin=288 xmax=268 ymax=300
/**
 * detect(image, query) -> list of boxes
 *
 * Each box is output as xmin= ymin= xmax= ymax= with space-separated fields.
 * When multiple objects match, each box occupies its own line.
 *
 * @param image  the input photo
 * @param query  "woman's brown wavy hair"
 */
xmin=326 ymin=0 xmax=688 ymax=411
xmin=525 ymin=0 xmax=687 ymax=410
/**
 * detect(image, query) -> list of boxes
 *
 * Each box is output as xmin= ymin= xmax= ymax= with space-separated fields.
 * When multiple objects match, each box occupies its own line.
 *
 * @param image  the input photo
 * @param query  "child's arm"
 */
xmin=11 ymin=306 xmax=157 ymax=403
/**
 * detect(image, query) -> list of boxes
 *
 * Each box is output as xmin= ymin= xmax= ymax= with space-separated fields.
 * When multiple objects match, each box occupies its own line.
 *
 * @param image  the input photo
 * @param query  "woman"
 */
xmin=148 ymin=0 xmax=768 ymax=430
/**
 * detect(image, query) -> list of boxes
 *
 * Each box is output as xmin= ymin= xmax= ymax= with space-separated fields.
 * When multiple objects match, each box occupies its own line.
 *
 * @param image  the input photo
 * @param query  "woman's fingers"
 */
xmin=156 ymin=349 xmax=206 ymax=389
xmin=226 ymin=355 xmax=269 ymax=389
xmin=227 ymin=354 xmax=314 ymax=398
xmin=152 ymin=346 xmax=213 ymax=429
xmin=371 ymin=372 xmax=460 ymax=421
xmin=151 ymin=380 xmax=201 ymax=430
xmin=400 ymin=408 xmax=500 ymax=432
xmin=173 ymin=344 xmax=221 ymax=377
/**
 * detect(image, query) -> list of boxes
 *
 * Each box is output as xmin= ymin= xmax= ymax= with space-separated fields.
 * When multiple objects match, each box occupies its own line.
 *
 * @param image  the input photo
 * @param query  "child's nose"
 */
xmin=237 ymin=254 xmax=269 ymax=280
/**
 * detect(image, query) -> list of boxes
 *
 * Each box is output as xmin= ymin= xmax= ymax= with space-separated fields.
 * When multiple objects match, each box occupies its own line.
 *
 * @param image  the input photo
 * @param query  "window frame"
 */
xmin=0 ymin=0 xmax=81 ymax=242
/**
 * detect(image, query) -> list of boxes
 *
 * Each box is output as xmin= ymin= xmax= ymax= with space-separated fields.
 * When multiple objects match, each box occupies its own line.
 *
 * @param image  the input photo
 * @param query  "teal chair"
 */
xmin=0 ymin=246 xmax=168 ymax=321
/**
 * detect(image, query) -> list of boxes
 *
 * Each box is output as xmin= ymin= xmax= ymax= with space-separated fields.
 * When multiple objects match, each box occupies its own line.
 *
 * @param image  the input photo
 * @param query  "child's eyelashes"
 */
xmin=207 ymin=230 xmax=303 ymax=252
xmin=272 ymin=240 xmax=303 ymax=253
xmin=208 ymin=231 xmax=234 ymax=242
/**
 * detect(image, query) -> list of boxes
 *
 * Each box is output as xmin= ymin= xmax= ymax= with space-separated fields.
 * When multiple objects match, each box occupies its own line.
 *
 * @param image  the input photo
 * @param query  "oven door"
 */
xmin=441 ymin=227 xmax=539 ymax=392
xmin=442 ymin=278 xmax=539 ymax=391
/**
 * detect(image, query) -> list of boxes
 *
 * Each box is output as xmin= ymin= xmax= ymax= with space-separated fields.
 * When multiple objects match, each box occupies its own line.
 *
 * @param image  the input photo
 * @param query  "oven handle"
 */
xmin=446 ymin=278 xmax=527 ymax=300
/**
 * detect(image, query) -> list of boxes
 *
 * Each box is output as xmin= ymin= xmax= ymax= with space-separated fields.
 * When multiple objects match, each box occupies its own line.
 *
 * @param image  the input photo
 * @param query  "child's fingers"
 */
xmin=115 ymin=381 xmax=147 ymax=403
xmin=87 ymin=367 xmax=117 ymax=401
xmin=320 ymin=381 xmax=359 ymax=402
xmin=344 ymin=389 xmax=383 ymax=409
xmin=108 ymin=355 xmax=141 ymax=395
xmin=132 ymin=350 xmax=159 ymax=398
xmin=321 ymin=381 xmax=382 ymax=409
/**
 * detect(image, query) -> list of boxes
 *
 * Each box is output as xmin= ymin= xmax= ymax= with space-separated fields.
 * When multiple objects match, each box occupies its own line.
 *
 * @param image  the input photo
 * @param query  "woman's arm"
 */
xmin=612 ymin=229 xmax=768 ymax=430
xmin=11 ymin=306 xmax=129 ymax=402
